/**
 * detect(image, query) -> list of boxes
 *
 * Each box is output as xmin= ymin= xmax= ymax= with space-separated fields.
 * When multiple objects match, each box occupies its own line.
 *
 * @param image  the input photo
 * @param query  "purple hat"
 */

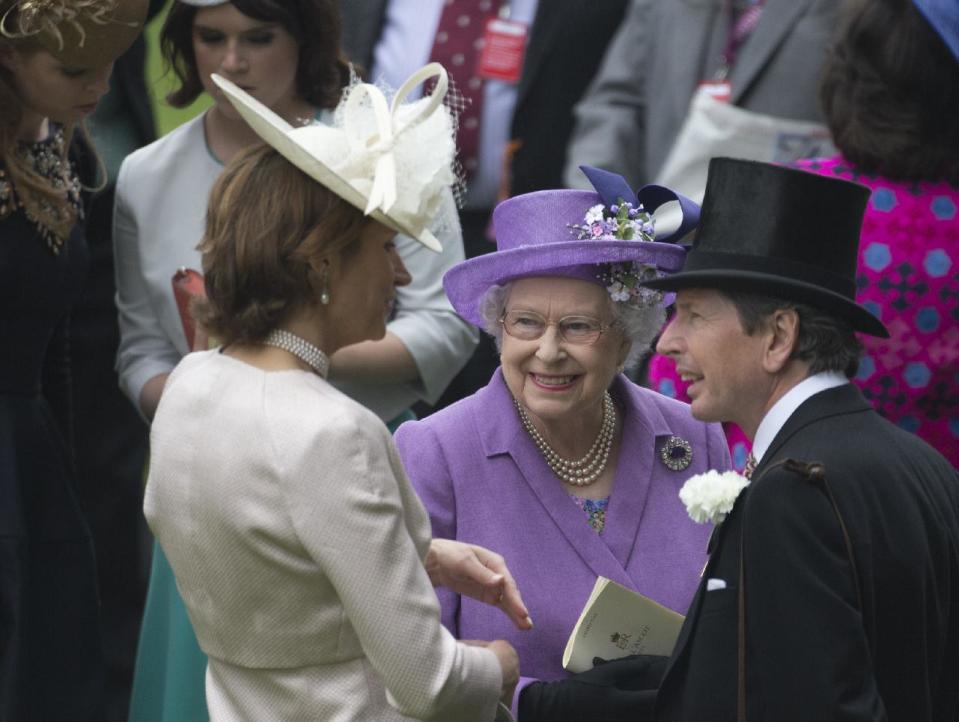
xmin=443 ymin=167 xmax=700 ymax=327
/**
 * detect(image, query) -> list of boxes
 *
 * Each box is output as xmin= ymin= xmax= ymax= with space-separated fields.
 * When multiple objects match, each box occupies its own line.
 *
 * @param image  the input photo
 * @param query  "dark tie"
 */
xmin=427 ymin=0 xmax=499 ymax=180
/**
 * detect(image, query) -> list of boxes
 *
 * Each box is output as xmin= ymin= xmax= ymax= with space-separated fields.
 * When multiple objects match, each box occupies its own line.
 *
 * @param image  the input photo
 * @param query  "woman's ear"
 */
xmin=307 ymin=255 xmax=330 ymax=276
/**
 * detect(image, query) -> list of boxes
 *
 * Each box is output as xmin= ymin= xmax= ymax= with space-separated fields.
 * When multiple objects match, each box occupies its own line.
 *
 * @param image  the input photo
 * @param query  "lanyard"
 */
xmin=716 ymin=0 xmax=765 ymax=80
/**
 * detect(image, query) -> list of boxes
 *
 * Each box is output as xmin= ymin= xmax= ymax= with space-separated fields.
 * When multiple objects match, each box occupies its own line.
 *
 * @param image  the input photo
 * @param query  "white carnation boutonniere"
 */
xmin=679 ymin=470 xmax=750 ymax=525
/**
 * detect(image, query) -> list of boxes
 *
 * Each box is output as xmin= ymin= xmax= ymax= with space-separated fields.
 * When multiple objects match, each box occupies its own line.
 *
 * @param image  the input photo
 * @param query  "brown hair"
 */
xmin=721 ymin=290 xmax=862 ymax=379
xmin=820 ymin=0 xmax=959 ymax=185
xmin=194 ymin=142 xmax=367 ymax=346
xmin=160 ymin=0 xmax=350 ymax=109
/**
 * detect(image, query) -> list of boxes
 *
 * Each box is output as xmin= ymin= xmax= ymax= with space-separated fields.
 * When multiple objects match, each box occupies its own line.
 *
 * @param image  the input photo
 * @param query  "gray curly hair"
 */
xmin=478 ymin=281 xmax=666 ymax=371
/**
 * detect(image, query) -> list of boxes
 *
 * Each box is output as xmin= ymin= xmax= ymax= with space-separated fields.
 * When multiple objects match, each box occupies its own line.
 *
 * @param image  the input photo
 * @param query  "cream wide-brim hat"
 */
xmin=212 ymin=63 xmax=458 ymax=253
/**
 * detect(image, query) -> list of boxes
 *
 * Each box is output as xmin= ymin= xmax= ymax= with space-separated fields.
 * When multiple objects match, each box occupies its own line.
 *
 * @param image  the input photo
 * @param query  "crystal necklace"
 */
xmin=263 ymin=329 xmax=330 ymax=379
xmin=515 ymin=392 xmax=616 ymax=487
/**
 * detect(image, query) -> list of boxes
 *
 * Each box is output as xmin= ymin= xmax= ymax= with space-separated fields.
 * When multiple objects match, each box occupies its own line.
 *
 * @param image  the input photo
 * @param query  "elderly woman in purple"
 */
xmin=394 ymin=168 xmax=731 ymax=717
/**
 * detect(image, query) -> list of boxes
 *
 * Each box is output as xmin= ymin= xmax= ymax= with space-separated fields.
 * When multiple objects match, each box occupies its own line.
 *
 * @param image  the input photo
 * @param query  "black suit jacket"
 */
xmin=338 ymin=0 xmax=628 ymax=196
xmin=521 ymin=384 xmax=959 ymax=721
xmin=659 ymin=383 xmax=959 ymax=721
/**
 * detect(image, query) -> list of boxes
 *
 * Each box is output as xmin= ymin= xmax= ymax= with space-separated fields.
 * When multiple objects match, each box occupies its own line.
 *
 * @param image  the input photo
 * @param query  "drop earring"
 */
xmin=319 ymin=265 xmax=331 ymax=305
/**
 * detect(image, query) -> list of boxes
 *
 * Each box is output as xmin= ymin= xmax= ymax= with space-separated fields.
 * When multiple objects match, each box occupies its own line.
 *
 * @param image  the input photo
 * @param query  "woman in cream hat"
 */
xmin=0 ymin=0 xmax=147 ymax=718
xmin=144 ymin=64 xmax=521 ymax=721
xmin=115 ymin=3 xmax=479 ymax=719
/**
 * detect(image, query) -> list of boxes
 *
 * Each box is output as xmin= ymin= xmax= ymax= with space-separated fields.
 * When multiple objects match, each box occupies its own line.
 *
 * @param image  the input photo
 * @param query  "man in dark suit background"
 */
xmin=339 ymin=0 xmax=629 ymax=408
xmin=519 ymin=158 xmax=959 ymax=721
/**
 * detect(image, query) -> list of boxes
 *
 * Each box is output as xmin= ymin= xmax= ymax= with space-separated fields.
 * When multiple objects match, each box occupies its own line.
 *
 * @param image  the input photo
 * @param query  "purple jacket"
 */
xmin=394 ymin=370 xmax=731 ymax=705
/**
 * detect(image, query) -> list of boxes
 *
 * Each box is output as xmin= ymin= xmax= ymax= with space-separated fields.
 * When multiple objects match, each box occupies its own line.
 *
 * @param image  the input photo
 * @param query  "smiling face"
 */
xmin=500 ymin=277 xmax=630 ymax=428
xmin=656 ymin=288 xmax=771 ymax=435
xmin=192 ymin=3 xmax=303 ymax=120
xmin=326 ymin=221 xmax=410 ymax=348
xmin=0 ymin=46 xmax=112 ymax=133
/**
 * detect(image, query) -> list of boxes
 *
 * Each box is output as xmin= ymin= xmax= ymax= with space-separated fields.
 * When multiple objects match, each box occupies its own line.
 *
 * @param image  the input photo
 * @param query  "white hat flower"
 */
xmin=211 ymin=63 xmax=456 ymax=252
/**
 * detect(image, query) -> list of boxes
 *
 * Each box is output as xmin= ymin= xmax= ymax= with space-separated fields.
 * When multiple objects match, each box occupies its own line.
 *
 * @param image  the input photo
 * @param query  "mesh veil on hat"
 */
xmin=212 ymin=63 xmax=457 ymax=252
xmin=642 ymin=158 xmax=889 ymax=338
xmin=0 ymin=0 xmax=148 ymax=67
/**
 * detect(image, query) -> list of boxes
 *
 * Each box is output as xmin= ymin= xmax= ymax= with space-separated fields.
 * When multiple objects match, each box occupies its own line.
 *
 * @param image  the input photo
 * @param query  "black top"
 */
xmin=0 ymin=130 xmax=104 ymax=720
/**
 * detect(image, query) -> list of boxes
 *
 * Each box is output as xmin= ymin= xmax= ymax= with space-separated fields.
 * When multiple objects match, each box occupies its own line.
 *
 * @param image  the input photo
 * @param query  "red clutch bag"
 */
xmin=171 ymin=267 xmax=206 ymax=349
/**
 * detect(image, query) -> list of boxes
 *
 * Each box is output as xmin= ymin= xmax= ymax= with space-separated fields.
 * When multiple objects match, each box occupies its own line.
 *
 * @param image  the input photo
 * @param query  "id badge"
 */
xmin=698 ymin=79 xmax=731 ymax=103
xmin=477 ymin=17 xmax=528 ymax=84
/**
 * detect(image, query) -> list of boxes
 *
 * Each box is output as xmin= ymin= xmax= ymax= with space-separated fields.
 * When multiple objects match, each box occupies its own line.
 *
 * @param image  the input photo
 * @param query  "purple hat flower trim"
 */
xmin=572 ymin=166 xmax=701 ymax=311
xmin=568 ymin=197 xmax=663 ymax=309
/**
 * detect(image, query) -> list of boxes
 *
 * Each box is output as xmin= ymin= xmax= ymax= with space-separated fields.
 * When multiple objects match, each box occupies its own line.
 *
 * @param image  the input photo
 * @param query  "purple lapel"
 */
xmin=479 ymin=371 xmax=637 ymax=588
xmin=603 ymin=375 xmax=705 ymax=583
xmin=602 ymin=378 xmax=659 ymax=568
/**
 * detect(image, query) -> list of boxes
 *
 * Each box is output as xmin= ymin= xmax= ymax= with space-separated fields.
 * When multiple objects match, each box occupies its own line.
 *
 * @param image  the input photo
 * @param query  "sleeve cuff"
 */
xmin=120 ymin=356 xmax=179 ymax=421
xmin=387 ymin=312 xmax=478 ymax=403
xmin=512 ymin=675 xmax=538 ymax=720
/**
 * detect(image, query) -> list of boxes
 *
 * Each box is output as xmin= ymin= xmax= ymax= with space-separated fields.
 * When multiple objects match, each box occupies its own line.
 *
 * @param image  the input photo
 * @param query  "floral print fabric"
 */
xmin=570 ymin=495 xmax=609 ymax=534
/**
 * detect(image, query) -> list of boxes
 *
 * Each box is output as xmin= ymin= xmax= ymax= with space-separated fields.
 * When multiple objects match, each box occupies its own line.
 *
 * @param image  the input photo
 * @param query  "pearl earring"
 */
xmin=319 ymin=266 xmax=331 ymax=305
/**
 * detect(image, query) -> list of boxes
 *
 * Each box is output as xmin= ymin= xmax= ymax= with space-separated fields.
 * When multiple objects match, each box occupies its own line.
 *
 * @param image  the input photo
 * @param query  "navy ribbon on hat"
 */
xmin=580 ymin=165 xmax=701 ymax=244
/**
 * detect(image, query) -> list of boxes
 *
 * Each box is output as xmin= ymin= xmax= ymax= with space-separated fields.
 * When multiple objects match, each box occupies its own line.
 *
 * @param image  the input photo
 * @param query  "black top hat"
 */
xmin=643 ymin=158 xmax=889 ymax=338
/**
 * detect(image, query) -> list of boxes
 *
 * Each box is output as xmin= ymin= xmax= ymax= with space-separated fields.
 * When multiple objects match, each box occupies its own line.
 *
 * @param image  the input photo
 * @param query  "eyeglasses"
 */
xmin=499 ymin=310 xmax=613 ymax=345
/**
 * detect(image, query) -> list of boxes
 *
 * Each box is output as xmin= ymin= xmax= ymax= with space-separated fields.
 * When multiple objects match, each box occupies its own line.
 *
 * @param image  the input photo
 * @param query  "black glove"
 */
xmin=518 ymin=655 xmax=669 ymax=722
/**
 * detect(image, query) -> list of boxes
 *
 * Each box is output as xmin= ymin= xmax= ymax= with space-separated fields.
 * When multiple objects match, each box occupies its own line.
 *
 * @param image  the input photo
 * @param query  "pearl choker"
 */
xmin=515 ymin=392 xmax=616 ymax=486
xmin=263 ymin=329 xmax=330 ymax=378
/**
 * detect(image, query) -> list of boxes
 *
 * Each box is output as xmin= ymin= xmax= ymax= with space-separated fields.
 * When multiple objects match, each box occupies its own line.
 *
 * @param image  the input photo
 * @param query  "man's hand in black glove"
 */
xmin=518 ymin=654 xmax=669 ymax=722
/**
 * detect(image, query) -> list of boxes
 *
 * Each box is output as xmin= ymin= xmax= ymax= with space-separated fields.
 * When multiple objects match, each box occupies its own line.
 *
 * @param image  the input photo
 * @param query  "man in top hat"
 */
xmin=518 ymin=157 xmax=959 ymax=721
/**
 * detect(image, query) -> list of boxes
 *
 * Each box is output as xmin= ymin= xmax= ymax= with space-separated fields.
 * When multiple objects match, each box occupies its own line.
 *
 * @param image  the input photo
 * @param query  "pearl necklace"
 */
xmin=263 ymin=329 xmax=330 ymax=378
xmin=515 ymin=392 xmax=616 ymax=486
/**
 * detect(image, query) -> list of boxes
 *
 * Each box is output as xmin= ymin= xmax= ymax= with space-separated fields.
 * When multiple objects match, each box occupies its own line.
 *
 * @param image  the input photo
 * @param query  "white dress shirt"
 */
xmin=752 ymin=371 xmax=849 ymax=463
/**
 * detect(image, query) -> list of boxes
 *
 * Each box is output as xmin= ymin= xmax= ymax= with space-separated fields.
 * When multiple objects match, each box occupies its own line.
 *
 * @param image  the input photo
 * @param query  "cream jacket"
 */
xmin=144 ymin=350 xmax=501 ymax=720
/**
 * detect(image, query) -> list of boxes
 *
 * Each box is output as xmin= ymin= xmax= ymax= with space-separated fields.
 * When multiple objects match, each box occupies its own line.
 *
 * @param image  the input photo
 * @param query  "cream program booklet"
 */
xmin=562 ymin=576 xmax=685 ymax=673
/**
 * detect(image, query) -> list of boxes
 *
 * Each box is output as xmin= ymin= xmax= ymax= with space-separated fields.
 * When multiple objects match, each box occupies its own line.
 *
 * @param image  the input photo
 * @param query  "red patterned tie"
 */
xmin=743 ymin=452 xmax=757 ymax=480
xmin=427 ymin=0 xmax=499 ymax=180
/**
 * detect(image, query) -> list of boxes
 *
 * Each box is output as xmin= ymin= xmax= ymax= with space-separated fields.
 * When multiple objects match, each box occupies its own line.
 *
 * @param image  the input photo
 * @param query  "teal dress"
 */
xmin=128 ymin=409 xmax=417 ymax=721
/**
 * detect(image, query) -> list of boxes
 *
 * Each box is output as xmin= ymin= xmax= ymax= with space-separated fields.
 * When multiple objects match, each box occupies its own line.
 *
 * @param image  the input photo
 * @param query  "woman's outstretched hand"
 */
xmin=425 ymin=539 xmax=534 ymax=631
